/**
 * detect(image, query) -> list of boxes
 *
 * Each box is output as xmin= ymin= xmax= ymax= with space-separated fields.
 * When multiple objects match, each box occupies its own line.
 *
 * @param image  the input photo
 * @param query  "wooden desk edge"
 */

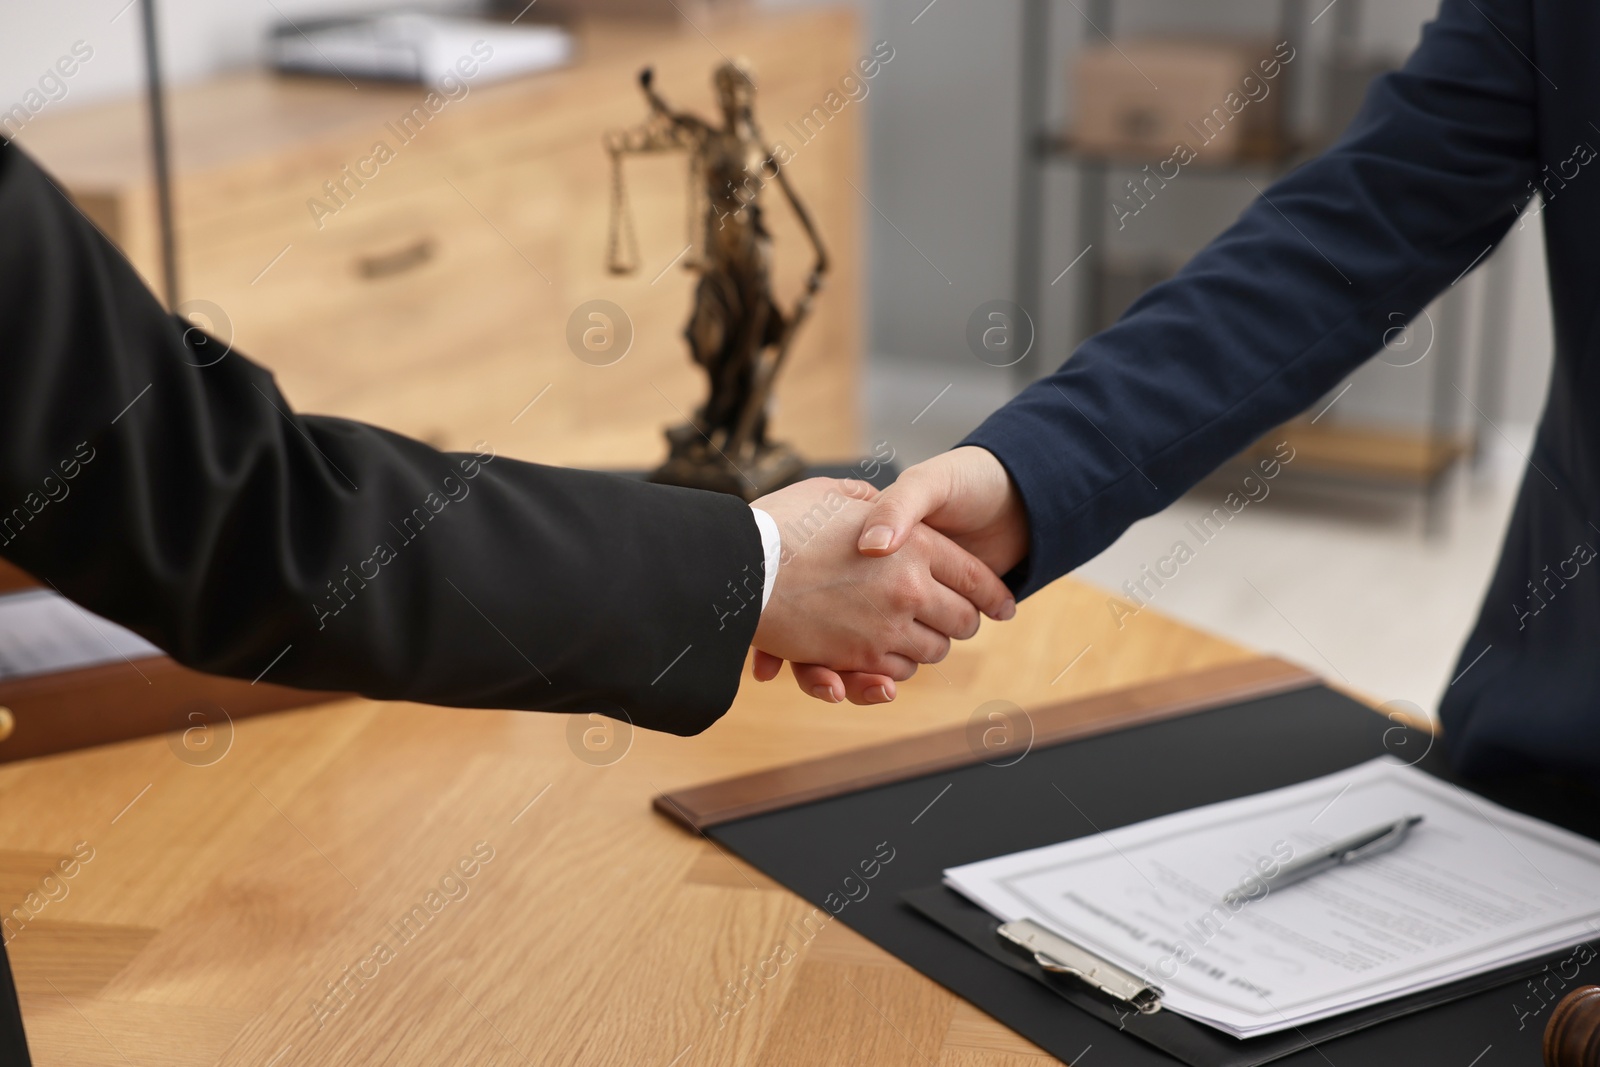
xmin=0 ymin=656 xmax=344 ymax=764
xmin=654 ymin=656 xmax=1320 ymax=832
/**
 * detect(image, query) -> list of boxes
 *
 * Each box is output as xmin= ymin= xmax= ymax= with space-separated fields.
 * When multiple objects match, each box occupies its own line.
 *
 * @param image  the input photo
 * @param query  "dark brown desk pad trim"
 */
xmin=655 ymin=656 xmax=1318 ymax=831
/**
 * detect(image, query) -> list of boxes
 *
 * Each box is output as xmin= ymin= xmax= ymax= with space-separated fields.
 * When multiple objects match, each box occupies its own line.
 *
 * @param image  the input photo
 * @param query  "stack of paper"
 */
xmin=268 ymin=15 xmax=573 ymax=87
xmin=946 ymin=758 xmax=1600 ymax=1038
xmin=0 ymin=589 xmax=162 ymax=681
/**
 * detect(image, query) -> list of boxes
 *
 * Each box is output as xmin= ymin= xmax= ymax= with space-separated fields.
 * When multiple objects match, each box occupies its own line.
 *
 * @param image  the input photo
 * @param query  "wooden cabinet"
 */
xmin=17 ymin=9 xmax=863 ymax=470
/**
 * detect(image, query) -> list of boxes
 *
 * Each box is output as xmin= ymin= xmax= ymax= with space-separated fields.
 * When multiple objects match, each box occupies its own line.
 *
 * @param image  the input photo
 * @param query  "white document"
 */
xmin=945 ymin=758 xmax=1600 ymax=1037
xmin=0 ymin=589 xmax=162 ymax=681
xmin=268 ymin=15 xmax=574 ymax=87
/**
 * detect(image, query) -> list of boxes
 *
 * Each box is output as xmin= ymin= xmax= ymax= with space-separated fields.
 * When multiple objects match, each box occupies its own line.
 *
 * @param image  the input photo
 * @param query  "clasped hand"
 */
xmin=750 ymin=447 xmax=1029 ymax=704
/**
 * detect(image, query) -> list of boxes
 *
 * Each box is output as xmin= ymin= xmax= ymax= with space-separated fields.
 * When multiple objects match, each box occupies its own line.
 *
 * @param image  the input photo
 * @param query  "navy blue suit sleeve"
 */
xmin=964 ymin=0 xmax=1540 ymax=597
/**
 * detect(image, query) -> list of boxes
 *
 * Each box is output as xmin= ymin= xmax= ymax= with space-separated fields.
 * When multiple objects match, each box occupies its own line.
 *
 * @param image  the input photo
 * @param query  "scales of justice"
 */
xmin=604 ymin=59 xmax=829 ymax=501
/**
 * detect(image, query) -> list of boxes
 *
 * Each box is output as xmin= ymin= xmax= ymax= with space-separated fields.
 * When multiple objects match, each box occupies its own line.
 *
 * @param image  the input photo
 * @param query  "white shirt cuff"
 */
xmin=749 ymin=506 xmax=781 ymax=611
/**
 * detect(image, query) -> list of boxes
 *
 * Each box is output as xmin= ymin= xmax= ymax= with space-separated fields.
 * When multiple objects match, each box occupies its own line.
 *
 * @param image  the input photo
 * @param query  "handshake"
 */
xmin=748 ymin=446 xmax=1030 ymax=705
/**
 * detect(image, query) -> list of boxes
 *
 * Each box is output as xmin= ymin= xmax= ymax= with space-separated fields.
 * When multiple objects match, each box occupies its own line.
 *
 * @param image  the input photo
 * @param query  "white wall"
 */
xmin=0 ymin=0 xmax=410 ymax=118
xmin=855 ymin=0 xmax=1024 ymax=372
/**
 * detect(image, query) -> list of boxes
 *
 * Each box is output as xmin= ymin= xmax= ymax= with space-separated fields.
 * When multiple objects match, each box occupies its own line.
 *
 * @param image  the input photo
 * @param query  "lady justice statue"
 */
xmin=604 ymin=60 xmax=829 ymax=500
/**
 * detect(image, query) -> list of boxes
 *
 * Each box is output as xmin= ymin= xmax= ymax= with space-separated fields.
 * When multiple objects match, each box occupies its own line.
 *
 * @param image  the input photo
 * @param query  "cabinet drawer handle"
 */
xmin=355 ymin=237 xmax=435 ymax=280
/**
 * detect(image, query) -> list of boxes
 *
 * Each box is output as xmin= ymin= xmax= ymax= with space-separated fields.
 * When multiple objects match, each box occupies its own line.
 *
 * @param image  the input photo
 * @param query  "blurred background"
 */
xmin=2 ymin=0 xmax=1552 ymax=721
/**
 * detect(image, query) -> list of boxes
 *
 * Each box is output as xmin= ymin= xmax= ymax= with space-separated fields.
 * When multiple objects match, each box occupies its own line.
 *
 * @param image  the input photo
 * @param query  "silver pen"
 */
xmin=1223 ymin=815 xmax=1424 ymax=906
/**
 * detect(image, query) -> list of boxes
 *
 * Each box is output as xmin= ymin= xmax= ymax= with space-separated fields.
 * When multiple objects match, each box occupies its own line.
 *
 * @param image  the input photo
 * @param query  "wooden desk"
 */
xmin=2 ymin=577 xmax=1291 ymax=1065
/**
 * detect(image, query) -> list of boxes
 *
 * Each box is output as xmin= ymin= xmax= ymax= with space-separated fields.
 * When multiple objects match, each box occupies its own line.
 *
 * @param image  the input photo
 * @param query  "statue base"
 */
xmin=649 ymin=423 xmax=806 ymax=502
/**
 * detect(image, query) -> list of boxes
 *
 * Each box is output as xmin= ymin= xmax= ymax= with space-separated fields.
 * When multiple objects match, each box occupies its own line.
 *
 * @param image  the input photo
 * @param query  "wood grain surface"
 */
xmin=0 ymin=656 xmax=342 ymax=766
xmin=1 ymin=572 xmax=1277 ymax=1066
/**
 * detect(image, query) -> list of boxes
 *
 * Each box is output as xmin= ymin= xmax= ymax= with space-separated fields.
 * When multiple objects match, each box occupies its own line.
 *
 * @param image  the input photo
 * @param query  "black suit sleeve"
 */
xmin=0 ymin=140 xmax=766 ymax=736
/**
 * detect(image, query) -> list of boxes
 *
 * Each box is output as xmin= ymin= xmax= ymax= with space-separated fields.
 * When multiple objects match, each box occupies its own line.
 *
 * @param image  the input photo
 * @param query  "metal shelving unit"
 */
xmin=1011 ymin=0 xmax=1499 ymax=533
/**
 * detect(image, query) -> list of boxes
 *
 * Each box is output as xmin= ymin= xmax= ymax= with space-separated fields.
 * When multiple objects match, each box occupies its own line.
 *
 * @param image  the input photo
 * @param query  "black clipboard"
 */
xmin=901 ymin=883 xmax=1566 ymax=1066
xmin=0 ymin=935 xmax=31 ymax=1064
xmin=705 ymin=682 xmax=1600 ymax=1065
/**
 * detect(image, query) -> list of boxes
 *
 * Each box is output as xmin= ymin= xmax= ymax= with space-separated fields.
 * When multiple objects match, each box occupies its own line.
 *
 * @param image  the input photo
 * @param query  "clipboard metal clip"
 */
xmin=998 ymin=919 xmax=1163 ymax=1014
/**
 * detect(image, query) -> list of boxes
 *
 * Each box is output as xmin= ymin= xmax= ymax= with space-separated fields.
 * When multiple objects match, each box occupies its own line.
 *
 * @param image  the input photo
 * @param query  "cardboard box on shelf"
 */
xmin=1072 ymin=39 xmax=1292 ymax=161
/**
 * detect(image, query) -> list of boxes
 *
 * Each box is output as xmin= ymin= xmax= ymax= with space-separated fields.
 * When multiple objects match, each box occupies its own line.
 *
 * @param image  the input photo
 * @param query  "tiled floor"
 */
xmin=866 ymin=353 xmax=1532 ymax=720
